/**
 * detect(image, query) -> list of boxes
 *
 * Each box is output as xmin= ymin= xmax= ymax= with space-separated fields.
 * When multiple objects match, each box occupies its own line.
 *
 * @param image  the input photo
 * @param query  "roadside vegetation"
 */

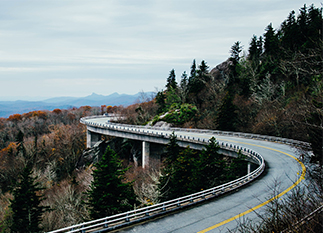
xmin=0 ymin=4 xmax=321 ymax=232
xmin=158 ymin=134 xmax=248 ymax=201
xmin=231 ymin=153 xmax=323 ymax=232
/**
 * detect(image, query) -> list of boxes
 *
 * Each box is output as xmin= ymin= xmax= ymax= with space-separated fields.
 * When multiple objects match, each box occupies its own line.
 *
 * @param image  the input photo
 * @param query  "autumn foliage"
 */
xmin=0 ymin=106 xmax=100 ymax=231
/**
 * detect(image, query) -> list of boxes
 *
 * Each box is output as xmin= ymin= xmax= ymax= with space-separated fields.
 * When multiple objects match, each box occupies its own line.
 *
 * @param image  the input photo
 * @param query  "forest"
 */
xmin=0 ymin=4 xmax=322 ymax=232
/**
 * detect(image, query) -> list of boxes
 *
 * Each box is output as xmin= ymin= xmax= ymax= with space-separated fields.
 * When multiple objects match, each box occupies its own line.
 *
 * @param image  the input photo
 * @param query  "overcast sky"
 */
xmin=0 ymin=0 xmax=321 ymax=100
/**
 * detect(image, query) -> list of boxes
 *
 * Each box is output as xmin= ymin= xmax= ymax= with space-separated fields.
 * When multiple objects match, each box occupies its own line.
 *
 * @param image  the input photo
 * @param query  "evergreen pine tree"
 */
xmin=187 ymin=60 xmax=209 ymax=107
xmin=197 ymin=60 xmax=209 ymax=82
xmin=86 ymin=146 xmax=137 ymax=219
xmin=248 ymin=35 xmax=258 ymax=61
xmin=9 ymin=163 xmax=48 ymax=233
xmin=166 ymin=69 xmax=177 ymax=91
xmin=188 ymin=59 xmax=197 ymax=84
xmin=155 ymin=91 xmax=166 ymax=114
xmin=297 ymin=4 xmax=309 ymax=48
xmin=280 ymin=5 xmax=322 ymax=53
xmin=160 ymin=137 xmax=226 ymax=200
xmin=15 ymin=130 xmax=26 ymax=158
xmin=163 ymin=132 xmax=180 ymax=166
xmin=180 ymin=71 xmax=188 ymax=90
xmin=159 ymin=132 xmax=180 ymax=200
xmin=263 ymin=23 xmax=280 ymax=57
xmin=229 ymin=41 xmax=243 ymax=85
xmin=307 ymin=4 xmax=322 ymax=49
xmin=159 ymin=144 xmax=198 ymax=201
xmin=170 ymin=147 xmax=198 ymax=197
xmin=248 ymin=35 xmax=263 ymax=64
xmin=194 ymin=60 xmax=210 ymax=108
xmin=280 ymin=10 xmax=297 ymax=51
xmin=262 ymin=23 xmax=281 ymax=77
xmin=180 ymin=71 xmax=188 ymax=103
xmin=216 ymin=91 xmax=238 ymax=131
xmin=230 ymin=41 xmax=243 ymax=65
xmin=187 ymin=59 xmax=197 ymax=104
xmin=198 ymin=60 xmax=208 ymax=73
xmin=189 ymin=61 xmax=207 ymax=94
xmin=197 ymin=137 xmax=226 ymax=189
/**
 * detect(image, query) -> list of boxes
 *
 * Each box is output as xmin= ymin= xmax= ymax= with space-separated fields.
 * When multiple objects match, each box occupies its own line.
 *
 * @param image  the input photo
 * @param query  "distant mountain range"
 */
xmin=0 ymin=92 xmax=155 ymax=118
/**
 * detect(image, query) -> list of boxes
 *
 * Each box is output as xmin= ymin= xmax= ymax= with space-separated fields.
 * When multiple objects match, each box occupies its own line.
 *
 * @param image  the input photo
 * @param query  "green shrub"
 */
xmin=163 ymin=104 xmax=198 ymax=126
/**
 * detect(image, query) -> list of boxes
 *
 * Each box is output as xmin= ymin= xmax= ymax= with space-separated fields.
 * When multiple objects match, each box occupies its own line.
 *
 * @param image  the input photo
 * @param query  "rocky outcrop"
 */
xmin=76 ymin=140 xmax=109 ymax=169
xmin=153 ymin=120 xmax=172 ymax=128
xmin=209 ymin=59 xmax=232 ymax=84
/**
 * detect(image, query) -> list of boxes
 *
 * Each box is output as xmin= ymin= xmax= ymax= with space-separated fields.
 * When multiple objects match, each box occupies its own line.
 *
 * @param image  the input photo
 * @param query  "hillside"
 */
xmin=122 ymin=4 xmax=322 ymax=166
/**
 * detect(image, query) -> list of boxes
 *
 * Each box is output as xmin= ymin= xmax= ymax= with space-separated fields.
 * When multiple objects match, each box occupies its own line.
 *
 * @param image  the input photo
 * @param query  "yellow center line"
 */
xmin=197 ymin=140 xmax=306 ymax=233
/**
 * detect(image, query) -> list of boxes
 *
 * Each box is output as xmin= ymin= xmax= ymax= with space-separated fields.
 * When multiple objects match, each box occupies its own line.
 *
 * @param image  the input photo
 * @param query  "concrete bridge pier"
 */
xmin=142 ymin=141 xmax=150 ymax=168
xmin=86 ymin=129 xmax=151 ymax=168
xmin=87 ymin=130 xmax=101 ymax=148
xmin=247 ymin=162 xmax=251 ymax=180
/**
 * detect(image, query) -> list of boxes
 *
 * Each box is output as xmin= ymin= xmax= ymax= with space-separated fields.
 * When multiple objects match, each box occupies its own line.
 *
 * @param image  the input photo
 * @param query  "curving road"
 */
xmin=83 ymin=117 xmax=306 ymax=233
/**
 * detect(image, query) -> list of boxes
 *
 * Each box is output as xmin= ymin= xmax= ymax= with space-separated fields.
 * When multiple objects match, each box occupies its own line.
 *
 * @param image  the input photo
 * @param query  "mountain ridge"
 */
xmin=0 ymin=92 xmax=154 ymax=118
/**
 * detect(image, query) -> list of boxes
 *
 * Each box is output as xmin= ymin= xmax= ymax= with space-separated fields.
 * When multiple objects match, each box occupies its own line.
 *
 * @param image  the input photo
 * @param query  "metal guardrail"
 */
xmin=48 ymin=117 xmax=266 ymax=232
xmin=50 ymin=155 xmax=263 ymax=233
xmin=80 ymin=116 xmax=310 ymax=149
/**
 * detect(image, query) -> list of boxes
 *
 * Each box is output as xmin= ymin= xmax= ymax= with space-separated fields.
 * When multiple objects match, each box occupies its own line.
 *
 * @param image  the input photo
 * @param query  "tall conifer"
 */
xmin=197 ymin=137 xmax=225 ymax=188
xmin=86 ymin=146 xmax=137 ymax=219
xmin=216 ymin=91 xmax=238 ymax=131
xmin=10 ymin=163 xmax=48 ymax=233
xmin=166 ymin=69 xmax=177 ymax=90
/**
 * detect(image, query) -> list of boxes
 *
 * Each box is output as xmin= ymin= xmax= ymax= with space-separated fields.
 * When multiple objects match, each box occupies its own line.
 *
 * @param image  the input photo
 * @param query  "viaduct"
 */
xmin=49 ymin=116 xmax=307 ymax=232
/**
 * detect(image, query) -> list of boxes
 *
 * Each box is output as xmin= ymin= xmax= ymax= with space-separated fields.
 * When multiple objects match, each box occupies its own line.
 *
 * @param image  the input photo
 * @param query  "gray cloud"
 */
xmin=0 ymin=0 xmax=320 ymax=100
